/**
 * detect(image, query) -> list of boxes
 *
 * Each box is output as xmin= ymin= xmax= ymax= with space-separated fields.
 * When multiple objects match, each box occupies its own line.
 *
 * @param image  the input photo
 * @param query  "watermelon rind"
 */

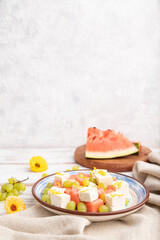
xmin=85 ymin=146 xmax=138 ymax=159
xmin=132 ymin=142 xmax=141 ymax=155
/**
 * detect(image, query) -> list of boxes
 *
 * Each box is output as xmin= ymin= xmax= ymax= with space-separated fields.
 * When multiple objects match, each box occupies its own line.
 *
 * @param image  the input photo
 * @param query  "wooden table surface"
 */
xmin=0 ymin=148 xmax=77 ymax=215
xmin=1 ymin=147 xmax=157 ymax=216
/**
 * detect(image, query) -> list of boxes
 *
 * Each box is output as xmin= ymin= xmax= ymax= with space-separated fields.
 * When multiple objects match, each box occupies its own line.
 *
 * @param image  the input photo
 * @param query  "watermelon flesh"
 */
xmin=69 ymin=189 xmax=81 ymax=204
xmin=85 ymin=198 xmax=104 ymax=212
xmin=85 ymin=127 xmax=138 ymax=159
xmin=53 ymin=181 xmax=62 ymax=187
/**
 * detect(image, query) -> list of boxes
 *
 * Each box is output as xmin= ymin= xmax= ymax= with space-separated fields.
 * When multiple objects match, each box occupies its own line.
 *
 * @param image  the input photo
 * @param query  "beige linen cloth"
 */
xmin=0 ymin=153 xmax=160 ymax=240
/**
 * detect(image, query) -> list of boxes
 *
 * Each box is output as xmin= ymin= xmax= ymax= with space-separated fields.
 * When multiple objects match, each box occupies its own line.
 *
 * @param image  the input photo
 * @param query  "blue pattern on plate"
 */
xmin=35 ymin=170 xmax=147 ymax=208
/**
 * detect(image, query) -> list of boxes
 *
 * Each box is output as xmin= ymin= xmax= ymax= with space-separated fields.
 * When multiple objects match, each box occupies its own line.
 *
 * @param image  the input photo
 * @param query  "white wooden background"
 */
xmin=0 ymin=148 xmax=135 ymax=216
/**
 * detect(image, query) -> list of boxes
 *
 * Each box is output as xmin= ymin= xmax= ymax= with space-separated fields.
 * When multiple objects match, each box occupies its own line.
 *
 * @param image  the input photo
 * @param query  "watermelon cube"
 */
xmin=97 ymin=187 xmax=105 ymax=197
xmin=54 ymin=181 xmax=62 ymax=188
xmin=105 ymin=185 xmax=116 ymax=194
xmin=69 ymin=175 xmax=77 ymax=180
xmin=64 ymin=187 xmax=72 ymax=195
xmin=85 ymin=198 xmax=104 ymax=212
xmin=69 ymin=189 xmax=80 ymax=204
xmin=75 ymin=174 xmax=90 ymax=186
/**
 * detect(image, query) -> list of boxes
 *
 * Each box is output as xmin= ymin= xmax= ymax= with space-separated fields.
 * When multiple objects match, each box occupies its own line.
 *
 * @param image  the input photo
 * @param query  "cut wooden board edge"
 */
xmin=74 ymin=144 xmax=152 ymax=172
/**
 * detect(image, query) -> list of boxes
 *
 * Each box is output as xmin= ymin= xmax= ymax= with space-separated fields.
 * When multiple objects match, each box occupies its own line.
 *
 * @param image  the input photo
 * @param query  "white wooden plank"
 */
xmin=0 ymin=148 xmax=158 ymax=164
xmin=0 ymin=148 xmax=75 ymax=163
xmin=0 ymin=163 xmax=86 ymax=185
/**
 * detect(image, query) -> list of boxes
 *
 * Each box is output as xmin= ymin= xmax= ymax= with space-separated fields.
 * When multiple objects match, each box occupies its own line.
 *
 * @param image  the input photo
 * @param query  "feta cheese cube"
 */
xmin=105 ymin=192 xmax=125 ymax=211
xmin=72 ymin=184 xmax=83 ymax=191
xmin=54 ymin=172 xmax=70 ymax=184
xmin=48 ymin=186 xmax=65 ymax=196
xmin=79 ymin=187 xmax=98 ymax=202
xmin=50 ymin=192 xmax=70 ymax=208
xmin=95 ymin=172 xmax=113 ymax=186
xmin=90 ymin=168 xmax=107 ymax=178
xmin=72 ymin=181 xmax=96 ymax=191
xmin=112 ymin=180 xmax=129 ymax=194
xmin=88 ymin=182 xmax=96 ymax=187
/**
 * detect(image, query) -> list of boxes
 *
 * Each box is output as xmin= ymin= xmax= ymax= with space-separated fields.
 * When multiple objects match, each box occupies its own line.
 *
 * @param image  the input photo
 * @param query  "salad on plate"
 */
xmin=41 ymin=167 xmax=130 ymax=213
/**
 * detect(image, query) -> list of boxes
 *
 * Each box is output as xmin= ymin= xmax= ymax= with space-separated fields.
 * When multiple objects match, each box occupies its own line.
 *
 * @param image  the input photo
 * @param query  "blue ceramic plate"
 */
xmin=32 ymin=170 xmax=149 ymax=222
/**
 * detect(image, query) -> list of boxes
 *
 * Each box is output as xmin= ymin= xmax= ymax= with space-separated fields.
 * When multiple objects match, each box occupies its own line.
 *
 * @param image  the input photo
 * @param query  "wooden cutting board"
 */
xmin=74 ymin=144 xmax=151 ymax=172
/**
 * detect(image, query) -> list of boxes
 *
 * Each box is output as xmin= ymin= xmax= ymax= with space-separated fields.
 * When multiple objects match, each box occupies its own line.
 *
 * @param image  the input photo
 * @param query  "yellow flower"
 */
xmin=29 ymin=156 xmax=48 ymax=172
xmin=4 ymin=196 xmax=25 ymax=214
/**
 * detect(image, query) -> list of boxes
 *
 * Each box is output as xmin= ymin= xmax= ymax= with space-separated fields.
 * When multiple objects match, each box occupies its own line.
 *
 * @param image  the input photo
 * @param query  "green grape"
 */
xmin=82 ymin=178 xmax=90 ymax=187
xmin=100 ymin=193 xmax=106 ymax=203
xmin=0 ymin=191 xmax=2 ymax=198
xmin=67 ymin=201 xmax=76 ymax=211
xmin=13 ymin=183 xmax=20 ymax=192
xmin=77 ymin=202 xmax=87 ymax=212
xmin=66 ymin=169 xmax=71 ymax=171
xmin=41 ymin=194 xmax=49 ymax=202
xmin=19 ymin=183 xmax=26 ymax=192
xmin=5 ymin=184 xmax=13 ymax=193
xmin=72 ymin=165 xmax=79 ymax=171
xmin=89 ymin=176 xmax=93 ymax=182
xmin=7 ymin=192 xmax=14 ymax=197
xmin=46 ymin=196 xmax=51 ymax=204
xmin=92 ymin=178 xmax=97 ymax=185
xmin=72 ymin=181 xmax=80 ymax=186
xmin=99 ymin=205 xmax=110 ymax=212
xmin=1 ymin=183 xmax=9 ymax=192
xmin=63 ymin=180 xmax=73 ymax=188
xmin=11 ymin=189 xmax=19 ymax=196
xmin=78 ymin=173 xmax=85 ymax=179
xmin=46 ymin=182 xmax=53 ymax=189
xmin=42 ymin=173 xmax=48 ymax=178
xmin=43 ymin=188 xmax=49 ymax=195
xmin=8 ymin=177 xmax=17 ymax=184
xmin=89 ymin=172 xmax=92 ymax=177
xmin=0 ymin=192 xmax=7 ymax=201
xmin=125 ymin=198 xmax=129 ymax=206
xmin=89 ymin=177 xmax=97 ymax=185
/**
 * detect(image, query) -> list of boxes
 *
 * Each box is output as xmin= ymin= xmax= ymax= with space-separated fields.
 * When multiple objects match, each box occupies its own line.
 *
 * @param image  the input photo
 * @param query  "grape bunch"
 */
xmin=0 ymin=177 xmax=27 ymax=201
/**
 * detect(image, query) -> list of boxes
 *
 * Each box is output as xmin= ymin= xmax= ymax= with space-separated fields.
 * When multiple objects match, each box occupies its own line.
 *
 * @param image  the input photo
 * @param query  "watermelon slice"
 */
xmin=85 ymin=127 xmax=138 ymax=159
